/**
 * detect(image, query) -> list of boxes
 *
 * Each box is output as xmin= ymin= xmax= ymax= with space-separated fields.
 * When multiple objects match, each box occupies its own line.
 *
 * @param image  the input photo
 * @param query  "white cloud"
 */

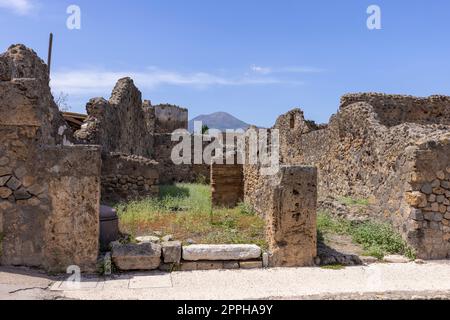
xmin=251 ymin=65 xmax=324 ymax=75
xmin=0 ymin=0 xmax=34 ymax=15
xmin=251 ymin=65 xmax=272 ymax=75
xmin=51 ymin=67 xmax=301 ymax=96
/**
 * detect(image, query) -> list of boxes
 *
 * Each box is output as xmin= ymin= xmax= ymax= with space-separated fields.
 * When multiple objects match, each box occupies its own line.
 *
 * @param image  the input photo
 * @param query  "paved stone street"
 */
xmin=2 ymin=261 xmax=450 ymax=300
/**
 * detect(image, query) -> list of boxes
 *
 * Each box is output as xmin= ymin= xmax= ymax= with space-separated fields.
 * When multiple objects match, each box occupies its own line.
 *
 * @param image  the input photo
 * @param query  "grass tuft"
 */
xmin=317 ymin=211 xmax=416 ymax=260
xmin=339 ymin=196 xmax=370 ymax=207
xmin=321 ymin=264 xmax=346 ymax=270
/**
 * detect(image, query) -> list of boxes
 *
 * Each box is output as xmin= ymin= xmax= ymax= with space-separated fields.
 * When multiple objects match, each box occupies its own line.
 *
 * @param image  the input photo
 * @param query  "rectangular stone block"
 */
xmin=112 ymin=243 xmax=161 ymax=271
xmin=239 ymin=261 xmax=263 ymax=269
xmin=180 ymin=261 xmax=198 ymax=271
xmin=196 ymin=261 xmax=224 ymax=270
xmin=223 ymin=261 xmax=240 ymax=269
xmin=182 ymin=244 xmax=261 ymax=261
xmin=162 ymin=241 xmax=182 ymax=264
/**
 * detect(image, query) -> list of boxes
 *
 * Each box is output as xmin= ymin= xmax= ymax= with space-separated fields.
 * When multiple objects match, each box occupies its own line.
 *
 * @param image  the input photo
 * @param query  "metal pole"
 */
xmin=47 ymin=33 xmax=53 ymax=76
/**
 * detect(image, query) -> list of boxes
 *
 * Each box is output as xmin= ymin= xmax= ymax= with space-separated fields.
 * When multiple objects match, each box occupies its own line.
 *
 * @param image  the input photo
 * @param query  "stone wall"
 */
xmin=211 ymin=164 xmax=243 ymax=208
xmin=244 ymin=164 xmax=317 ymax=267
xmin=101 ymin=153 xmax=159 ymax=204
xmin=154 ymin=104 xmax=188 ymax=133
xmin=153 ymin=133 xmax=211 ymax=184
xmin=0 ymin=44 xmax=101 ymax=272
xmin=75 ymin=78 xmax=155 ymax=158
xmin=275 ymin=93 xmax=450 ymax=259
xmin=406 ymin=138 xmax=450 ymax=259
xmin=75 ymin=82 xmax=194 ymax=188
xmin=340 ymin=93 xmax=450 ymax=127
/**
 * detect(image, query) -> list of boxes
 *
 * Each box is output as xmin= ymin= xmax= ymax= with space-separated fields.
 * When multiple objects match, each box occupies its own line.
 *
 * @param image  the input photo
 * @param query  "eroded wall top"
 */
xmin=75 ymin=77 xmax=154 ymax=157
xmin=154 ymin=104 xmax=188 ymax=133
xmin=0 ymin=44 xmax=73 ymax=146
xmin=340 ymin=93 xmax=450 ymax=127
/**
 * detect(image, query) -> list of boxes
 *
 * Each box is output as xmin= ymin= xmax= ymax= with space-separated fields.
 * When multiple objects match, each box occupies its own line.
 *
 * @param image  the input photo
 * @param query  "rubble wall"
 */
xmin=101 ymin=153 xmax=159 ymax=204
xmin=276 ymin=93 xmax=450 ymax=259
xmin=75 ymin=78 xmax=154 ymax=158
xmin=0 ymin=45 xmax=101 ymax=272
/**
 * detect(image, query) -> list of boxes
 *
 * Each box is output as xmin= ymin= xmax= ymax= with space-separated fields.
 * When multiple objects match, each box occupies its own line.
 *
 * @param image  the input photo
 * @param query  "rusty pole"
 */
xmin=47 ymin=33 xmax=53 ymax=76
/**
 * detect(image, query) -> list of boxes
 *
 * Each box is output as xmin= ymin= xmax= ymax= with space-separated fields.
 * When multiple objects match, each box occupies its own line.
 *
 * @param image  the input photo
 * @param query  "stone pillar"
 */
xmin=264 ymin=166 xmax=317 ymax=267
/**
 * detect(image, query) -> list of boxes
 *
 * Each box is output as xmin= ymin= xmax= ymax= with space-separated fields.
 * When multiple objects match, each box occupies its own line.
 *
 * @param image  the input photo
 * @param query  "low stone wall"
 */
xmin=211 ymin=164 xmax=243 ymax=208
xmin=101 ymin=153 xmax=160 ymax=204
xmin=244 ymin=165 xmax=317 ymax=267
xmin=111 ymin=242 xmax=264 ymax=272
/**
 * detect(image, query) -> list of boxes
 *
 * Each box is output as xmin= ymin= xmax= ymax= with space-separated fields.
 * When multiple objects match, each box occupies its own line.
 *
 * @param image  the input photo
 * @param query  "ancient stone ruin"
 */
xmin=1 ymin=43 xmax=450 ymax=273
xmin=0 ymin=44 xmax=101 ymax=272
xmin=274 ymin=94 xmax=450 ymax=259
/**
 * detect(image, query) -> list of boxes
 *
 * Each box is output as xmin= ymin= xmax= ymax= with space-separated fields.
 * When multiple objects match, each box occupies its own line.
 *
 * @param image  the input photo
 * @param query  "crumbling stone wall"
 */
xmin=75 ymin=78 xmax=155 ymax=158
xmin=276 ymin=93 xmax=450 ymax=259
xmin=0 ymin=45 xmax=101 ymax=272
xmin=101 ymin=153 xmax=159 ymax=204
xmin=154 ymin=104 xmax=188 ymax=134
xmin=75 ymin=82 xmax=194 ymax=190
xmin=341 ymin=93 xmax=450 ymax=127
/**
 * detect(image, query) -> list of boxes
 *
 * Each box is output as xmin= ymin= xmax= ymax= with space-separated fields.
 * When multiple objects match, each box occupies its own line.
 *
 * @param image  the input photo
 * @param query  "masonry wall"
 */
xmin=340 ymin=93 xmax=450 ymax=127
xmin=406 ymin=139 xmax=450 ymax=259
xmin=153 ymin=133 xmax=211 ymax=184
xmin=101 ymin=153 xmax=159 ymax=204
xmin=75 ymin=78 xmax=155 ymax=158
xmin=211 ymin=164 xmax=243 ymax=208
xmin=154 ymin=104 xmax=188 ymax=134
xmin=0 ymin=44 xmax=101 ymax=272
xmin=275 ymin=93 xmax=450 ymax=259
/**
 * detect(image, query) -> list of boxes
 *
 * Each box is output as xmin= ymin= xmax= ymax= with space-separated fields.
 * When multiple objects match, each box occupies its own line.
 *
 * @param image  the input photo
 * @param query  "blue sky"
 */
xmin=1 ymin=0 xmax=449 ymax=127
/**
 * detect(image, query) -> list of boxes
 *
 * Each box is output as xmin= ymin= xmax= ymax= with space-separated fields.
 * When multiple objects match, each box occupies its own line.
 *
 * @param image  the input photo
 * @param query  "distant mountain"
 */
xmin=188 ymin=112 xmax=252 ymax=132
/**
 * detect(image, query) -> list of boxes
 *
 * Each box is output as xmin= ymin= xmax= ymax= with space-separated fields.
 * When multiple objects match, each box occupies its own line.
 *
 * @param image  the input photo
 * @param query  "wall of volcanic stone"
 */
xmin=0 ymin=44 xmax=101 ymax=272
xmin=275 ymin=93 xmax=450 ymax=259
xmin=74 ymin=78 xmax=155 ymax=158
xmin=405 ymin=137 xmax=450 ymax=259
xmin=154 ymin=104 xmax=188 ymax=134
xmin=153 ymin=133 xmax=211 ymax=184
xmin=101 ymin=153 xmax=159 ymax=204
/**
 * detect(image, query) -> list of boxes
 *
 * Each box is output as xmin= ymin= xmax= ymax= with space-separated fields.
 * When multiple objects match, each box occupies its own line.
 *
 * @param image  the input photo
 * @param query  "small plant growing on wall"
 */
xmin=201 ymin=124 xmax=209 ymax=135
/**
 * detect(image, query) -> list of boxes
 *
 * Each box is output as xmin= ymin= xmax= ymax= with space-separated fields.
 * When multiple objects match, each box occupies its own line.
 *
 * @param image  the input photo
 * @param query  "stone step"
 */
xmin=182 ymin=244 xmax=261 ymax=261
